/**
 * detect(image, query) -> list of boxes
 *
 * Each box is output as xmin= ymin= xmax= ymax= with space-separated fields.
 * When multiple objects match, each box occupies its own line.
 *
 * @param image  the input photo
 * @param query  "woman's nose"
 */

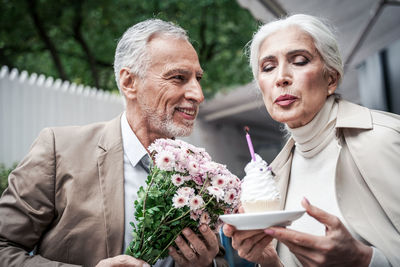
xmin=275 ymin=64 xmax=292 ymax=87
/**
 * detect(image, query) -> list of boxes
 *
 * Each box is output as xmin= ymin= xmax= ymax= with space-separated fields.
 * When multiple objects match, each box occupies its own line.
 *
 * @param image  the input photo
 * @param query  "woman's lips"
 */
xmin=274 ymin=94 xmax=298 ymax=107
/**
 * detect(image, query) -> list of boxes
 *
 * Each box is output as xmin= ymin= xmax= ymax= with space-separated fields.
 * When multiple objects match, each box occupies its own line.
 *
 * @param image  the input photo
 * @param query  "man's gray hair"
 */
xmin=248 ymin=14 xmax=343 ymax=84
xmin=113 ymin=19 xmax=189 ymax=94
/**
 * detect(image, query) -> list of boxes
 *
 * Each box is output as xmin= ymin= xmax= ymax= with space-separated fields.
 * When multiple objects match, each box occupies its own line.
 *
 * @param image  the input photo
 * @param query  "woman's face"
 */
xmin=257 ymin=26 xmax=338 ymax=128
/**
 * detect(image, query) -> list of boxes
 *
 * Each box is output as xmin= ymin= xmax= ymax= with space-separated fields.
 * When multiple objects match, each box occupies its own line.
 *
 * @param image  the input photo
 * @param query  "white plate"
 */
xmin=219 ymin=210 xmax=306 ymax=230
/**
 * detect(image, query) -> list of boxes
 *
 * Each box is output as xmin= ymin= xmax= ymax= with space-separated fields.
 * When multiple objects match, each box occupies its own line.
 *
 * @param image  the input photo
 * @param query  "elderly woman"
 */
xmin=223 ymin=14 xmax=400 ymax=267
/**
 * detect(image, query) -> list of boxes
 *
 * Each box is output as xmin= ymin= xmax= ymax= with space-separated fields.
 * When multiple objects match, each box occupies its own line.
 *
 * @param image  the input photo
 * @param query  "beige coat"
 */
xmin=0 ymin=115 xmax=227 ymax=267
xmin=270 ymin=99 xmax=400 ymax=266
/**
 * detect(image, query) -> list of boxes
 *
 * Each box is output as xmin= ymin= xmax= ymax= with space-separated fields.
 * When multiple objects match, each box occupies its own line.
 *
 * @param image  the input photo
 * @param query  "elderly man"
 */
xmin=0 ymin=19 xmax=227 ymax=267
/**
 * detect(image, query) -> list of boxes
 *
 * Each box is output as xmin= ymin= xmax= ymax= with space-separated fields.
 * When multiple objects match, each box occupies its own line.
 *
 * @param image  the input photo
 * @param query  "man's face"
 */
xmin=135 ymin=35 xmax=204 ymax=138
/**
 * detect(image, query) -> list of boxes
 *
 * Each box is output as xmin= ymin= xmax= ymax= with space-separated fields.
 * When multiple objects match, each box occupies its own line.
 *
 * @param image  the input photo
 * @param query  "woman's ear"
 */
xmin=119 ymin=68 xmax=138 ymax=100
xmin=327 ymin=71 xmax=339 ymax=95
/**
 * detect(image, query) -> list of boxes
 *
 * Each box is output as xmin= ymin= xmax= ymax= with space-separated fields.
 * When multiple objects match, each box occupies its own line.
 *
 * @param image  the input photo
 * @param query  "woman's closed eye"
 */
xmin=292 ymin=55 xmax=310 ymax=66
xmin=262 ymin=63 xmax=276 ymax=72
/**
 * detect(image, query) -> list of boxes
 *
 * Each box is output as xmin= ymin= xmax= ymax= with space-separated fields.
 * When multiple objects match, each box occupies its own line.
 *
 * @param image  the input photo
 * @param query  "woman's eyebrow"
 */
xmin=287 ymin=49 xmax=314 ymax=58
xmin=259 ymin=55 xmax=276 ymax=63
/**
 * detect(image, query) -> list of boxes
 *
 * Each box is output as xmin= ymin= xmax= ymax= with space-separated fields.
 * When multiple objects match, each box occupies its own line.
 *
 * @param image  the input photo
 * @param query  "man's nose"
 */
xmin=185 ymin=78 xmax=204 ymax=104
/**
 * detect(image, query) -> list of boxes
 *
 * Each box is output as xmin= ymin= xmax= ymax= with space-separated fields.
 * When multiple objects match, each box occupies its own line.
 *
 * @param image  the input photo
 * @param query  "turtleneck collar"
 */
xmin=287 ymin=95 xmax=338 ymax=158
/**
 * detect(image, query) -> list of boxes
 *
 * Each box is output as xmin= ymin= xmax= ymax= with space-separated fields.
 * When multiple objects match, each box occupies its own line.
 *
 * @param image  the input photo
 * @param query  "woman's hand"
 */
xmin=223 ymin=223 xmax=281 ymax=266
xmin=168 ymin=224 xmax=219 ymax=267
xmin=265 ymin=197 xmax=373 ymax=267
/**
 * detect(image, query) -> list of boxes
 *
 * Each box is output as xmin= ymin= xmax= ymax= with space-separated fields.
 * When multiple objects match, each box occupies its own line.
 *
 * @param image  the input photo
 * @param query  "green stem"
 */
xmin=150 ymin=223 xmax=191 ymax=265
xmin=165 ymin=209 xmax=191 ymax=225
xmin=138 ymin=168 xmax=158 ymax=251
xmin=198 ymin=174 xmax=210 ymax=195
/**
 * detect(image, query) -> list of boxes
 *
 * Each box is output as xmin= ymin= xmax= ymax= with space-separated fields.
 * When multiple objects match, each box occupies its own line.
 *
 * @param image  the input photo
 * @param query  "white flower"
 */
xmin=171 ymin=174 xmax=185 ymax=187
xmin=211 ymin=175 xmax=228 ymax=188
xmin=224 ymin=189 xmax=237 ymax=204
xmin=188 ymin=160 xmax=200 ymax=175
xmin=207 ymin=186 xmax=224 ymax=202
xmin=172 ymin=194 xmax=188 ymax=208
xmin=155 ymin=150 xmax=175 ymax=171
xmin=177 ymin=187 xmax=195 ymax=197
xmin=189 ymin=195 xmax=204 ymax=211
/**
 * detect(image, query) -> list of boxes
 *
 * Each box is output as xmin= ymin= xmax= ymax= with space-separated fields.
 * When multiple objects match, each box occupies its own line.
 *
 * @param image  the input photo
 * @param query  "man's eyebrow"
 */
xmin=164 ymin=69 xmax=203 ymax=77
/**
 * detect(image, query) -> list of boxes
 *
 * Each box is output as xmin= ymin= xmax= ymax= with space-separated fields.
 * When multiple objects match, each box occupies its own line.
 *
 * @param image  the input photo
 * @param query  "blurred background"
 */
xmin=1 ymin=0 xmax=400 ymax=188
xmin=1 ymin=0 xmax=400 ymax=265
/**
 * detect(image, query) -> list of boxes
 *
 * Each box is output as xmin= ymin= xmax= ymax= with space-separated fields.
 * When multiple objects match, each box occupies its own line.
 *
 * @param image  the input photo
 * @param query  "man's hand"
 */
xmin=95 ymin=255 xmax=150 ymax=267
xmin=169 ymin=224 xmax=219 ymax=267
xmin=223 ymin=224 xmax=281 ymax=266
xmin=265 ymin=197 xmax=372 ymax=267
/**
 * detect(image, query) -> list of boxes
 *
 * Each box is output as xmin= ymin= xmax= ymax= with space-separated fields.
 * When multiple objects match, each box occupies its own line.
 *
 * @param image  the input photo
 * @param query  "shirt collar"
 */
xmin=121 ymin=112 xmax=148 ymax=167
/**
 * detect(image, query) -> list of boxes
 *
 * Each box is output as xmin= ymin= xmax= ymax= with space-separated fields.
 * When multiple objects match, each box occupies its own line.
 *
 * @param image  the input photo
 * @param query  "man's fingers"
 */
xmin=301 ymin=197 xmax=340 ymax=229
xmin=168 ymin=246 xmax=187 ymax=266
xmin=174 ymin=233 xmax=198 ymax=262
xmin=198 ymin=224 xmax=219 ymax=253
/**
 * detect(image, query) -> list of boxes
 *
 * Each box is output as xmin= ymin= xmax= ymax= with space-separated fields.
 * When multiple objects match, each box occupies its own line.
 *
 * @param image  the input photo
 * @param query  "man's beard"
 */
xmin=140 ymin=104 xmax=195 ymax=137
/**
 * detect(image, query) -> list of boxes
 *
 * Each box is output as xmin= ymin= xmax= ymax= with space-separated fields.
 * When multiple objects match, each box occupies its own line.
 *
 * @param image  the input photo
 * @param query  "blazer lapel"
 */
xmin=97 ymin=115 xmax=125 ymax=256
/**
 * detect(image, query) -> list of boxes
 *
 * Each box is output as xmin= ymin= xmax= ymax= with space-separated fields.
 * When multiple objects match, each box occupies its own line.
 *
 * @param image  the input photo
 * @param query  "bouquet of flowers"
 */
xmin=125 ymin=138 xmax=241 ymax=264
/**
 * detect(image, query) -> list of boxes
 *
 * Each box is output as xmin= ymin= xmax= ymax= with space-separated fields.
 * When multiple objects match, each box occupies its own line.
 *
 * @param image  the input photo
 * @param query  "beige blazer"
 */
xmin=0 ymin=115 xmax=227 ymax=267
xmin=270 ymin=99 xmax=400 ymax=266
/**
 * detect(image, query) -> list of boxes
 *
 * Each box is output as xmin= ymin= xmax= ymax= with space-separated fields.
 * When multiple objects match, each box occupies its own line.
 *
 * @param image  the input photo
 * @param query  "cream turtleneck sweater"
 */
xmin=277 ymin=96 xmax=389 ymax=267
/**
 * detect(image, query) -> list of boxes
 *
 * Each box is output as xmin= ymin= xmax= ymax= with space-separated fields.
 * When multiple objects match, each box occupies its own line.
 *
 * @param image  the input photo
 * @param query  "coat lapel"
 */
xmin=97 ymin=114 xmax=125 ymax=256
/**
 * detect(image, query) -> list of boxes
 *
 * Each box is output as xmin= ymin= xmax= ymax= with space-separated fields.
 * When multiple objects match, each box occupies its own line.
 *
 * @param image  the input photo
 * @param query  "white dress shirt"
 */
xmin=120 ymin=112 xmax=149 ymax=252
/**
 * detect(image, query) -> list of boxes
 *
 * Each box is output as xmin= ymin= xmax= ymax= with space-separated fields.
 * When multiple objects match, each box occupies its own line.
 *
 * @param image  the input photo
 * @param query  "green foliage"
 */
xmin=0 ymin=163 xmax=16 ymax=196
xmin=0 ymin=0 xmax=257 ymax=99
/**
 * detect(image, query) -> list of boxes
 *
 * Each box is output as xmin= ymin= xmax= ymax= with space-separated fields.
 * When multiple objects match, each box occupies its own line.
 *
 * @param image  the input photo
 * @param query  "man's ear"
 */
xmin=119 ymin=68 xmax=138 ymax=100
xmin=327 ymin=71 xmax=339 ymax=95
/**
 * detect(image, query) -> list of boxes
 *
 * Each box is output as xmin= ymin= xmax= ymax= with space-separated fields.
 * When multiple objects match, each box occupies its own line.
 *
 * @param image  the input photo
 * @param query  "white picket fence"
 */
xmin=0 ymin=66 xmax=124 ymax=167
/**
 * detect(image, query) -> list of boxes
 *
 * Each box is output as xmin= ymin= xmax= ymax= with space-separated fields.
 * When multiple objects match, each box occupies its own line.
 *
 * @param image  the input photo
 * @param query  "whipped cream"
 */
xmin=241 ymin=154 xmax=280 ymax=202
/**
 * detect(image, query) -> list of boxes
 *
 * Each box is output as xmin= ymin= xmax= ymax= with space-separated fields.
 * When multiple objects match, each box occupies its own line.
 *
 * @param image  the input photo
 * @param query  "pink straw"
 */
xmin=244 ymin=126 xmax=256 ymax=161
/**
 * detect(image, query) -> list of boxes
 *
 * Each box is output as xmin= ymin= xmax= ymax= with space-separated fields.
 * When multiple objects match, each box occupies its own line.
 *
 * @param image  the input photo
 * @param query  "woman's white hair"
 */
xmin=113 ymin=19 xmax=189 ymax=94
xmin=248 ymin=14 xmax=343 ymax=84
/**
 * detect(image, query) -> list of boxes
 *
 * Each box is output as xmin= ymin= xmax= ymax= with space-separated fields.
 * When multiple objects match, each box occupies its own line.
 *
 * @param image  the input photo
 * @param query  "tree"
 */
xmin=0 ymin=0 xmax=258 ymax=98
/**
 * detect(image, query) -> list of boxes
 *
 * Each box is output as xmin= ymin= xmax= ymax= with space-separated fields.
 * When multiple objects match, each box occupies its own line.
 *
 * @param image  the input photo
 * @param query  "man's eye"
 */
xmin=196 ymin=76 xmax=202 ymax=82
xmin=172 ymin=75 xmax=185 ymax=81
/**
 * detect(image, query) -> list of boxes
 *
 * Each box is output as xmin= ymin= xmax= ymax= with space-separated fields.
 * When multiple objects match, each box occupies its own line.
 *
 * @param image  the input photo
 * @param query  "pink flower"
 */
xmin=211 ymin=175 xmax=228 ymax=188
xmin=190 ymin=211 xmax=200 ymax=220
xmin=200 ymin=211 xmax=211 ymax=224
xmin=177 ymin=187 xmax=194 ymax=197
xmin=172 ymin=194 xmax=188 ymax=208
xmin=207 ymin=186 xmax=224 ymax=202
xmin=224 ymin=189 xmax=237 ymax=204
xmin=188 ymin=161 xmax=200 ymax=175
xmin=171 ymin=174 xmax=185 ymax=187
xmin=155 ymin=150 xmax=175 ymax=171
xmin=189 ymin=195 xmax=204 ymax=211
